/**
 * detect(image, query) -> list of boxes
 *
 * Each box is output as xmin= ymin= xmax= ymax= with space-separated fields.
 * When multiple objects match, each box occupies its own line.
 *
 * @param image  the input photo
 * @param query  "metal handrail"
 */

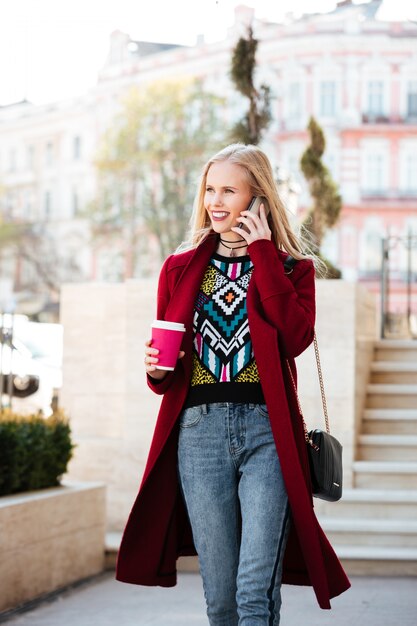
xmin=380 ymin=233 xmax=417 ymax=339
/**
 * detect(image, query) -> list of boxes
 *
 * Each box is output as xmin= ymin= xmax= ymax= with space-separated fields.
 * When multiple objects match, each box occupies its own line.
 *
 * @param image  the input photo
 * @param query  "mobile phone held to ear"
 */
xmin=238 ymin=196 xmax=267 ymax=230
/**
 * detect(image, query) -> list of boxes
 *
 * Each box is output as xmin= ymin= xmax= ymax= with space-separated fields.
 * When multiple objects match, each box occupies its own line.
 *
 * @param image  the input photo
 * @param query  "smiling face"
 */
xmin=204 ymin=160 xmax=253 ymax=239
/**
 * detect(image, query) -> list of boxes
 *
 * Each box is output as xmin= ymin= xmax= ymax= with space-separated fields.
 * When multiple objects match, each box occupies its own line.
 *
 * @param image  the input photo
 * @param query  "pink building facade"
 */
xmin=253 ymin=1 xmax=417 ymax=320
xmin=94 ymin=1 xmax=417 ymax=290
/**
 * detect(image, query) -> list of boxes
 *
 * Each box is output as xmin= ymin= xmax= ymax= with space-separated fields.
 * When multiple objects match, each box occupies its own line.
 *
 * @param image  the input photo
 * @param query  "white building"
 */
xmin=0 ymin=0 xmax=416 ymax=317
xmin=0 ymin=96 xmax=99 ymax=314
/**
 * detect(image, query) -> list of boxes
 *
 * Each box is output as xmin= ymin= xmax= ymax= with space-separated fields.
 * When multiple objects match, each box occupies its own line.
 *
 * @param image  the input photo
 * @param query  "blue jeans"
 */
xmin=177 ymin=402 xmax=291 ymax=626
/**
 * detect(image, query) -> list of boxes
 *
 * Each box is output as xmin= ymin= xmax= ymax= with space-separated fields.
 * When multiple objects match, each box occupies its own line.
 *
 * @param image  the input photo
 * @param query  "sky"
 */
xmin=0 ymin=0 xmax=415 ymax=106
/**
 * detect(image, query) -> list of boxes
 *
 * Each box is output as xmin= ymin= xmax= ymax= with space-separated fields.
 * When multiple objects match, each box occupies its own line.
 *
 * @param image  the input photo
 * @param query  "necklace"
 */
xmin=220 ymin=236 xmax=245 ymax=244
xmin=219 ymin=238 xmax=248 ymax=258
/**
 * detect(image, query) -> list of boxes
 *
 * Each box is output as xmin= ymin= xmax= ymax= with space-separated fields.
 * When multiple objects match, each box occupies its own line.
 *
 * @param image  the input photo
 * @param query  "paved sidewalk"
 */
xmin=1 ymin=572 xmax=416 ymax=626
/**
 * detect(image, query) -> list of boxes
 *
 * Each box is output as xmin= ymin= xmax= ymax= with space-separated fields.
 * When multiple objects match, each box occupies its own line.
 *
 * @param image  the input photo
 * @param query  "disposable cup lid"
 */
xmin=152 ymin=320 xmax=185 ymax=331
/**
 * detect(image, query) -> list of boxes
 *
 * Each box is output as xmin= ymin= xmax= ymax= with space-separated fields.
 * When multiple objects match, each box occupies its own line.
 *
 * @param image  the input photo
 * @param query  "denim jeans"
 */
xmin=177 ymin=402 xmax=291 ymax=626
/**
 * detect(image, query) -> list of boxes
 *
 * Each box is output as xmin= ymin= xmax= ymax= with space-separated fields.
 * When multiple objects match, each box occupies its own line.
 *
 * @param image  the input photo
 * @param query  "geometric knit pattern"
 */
xmin=190 ymin=254 xmax=261 ymax=386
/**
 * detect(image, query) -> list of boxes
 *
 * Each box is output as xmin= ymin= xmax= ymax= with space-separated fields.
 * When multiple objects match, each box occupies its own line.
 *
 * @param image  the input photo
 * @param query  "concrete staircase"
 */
xmin=317 ymin=339 xmax=417 ymax=575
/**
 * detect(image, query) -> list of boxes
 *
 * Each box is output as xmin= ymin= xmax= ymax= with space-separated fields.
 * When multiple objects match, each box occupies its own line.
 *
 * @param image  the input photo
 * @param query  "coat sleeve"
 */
xmin=248 ymin=239 xmax=315 ymax=359
xmin=146 ymin=255 xmax=176 ymax=395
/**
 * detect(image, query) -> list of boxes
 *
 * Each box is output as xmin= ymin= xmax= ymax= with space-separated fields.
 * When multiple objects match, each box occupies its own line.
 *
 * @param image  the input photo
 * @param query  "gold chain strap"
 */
xmin=312 ymin=333 xmax=330 ymax=434
xmin=286 ymin=332 xmax=330 ymax=446
xmin=286 ymin=359 xmax=311 ymax=444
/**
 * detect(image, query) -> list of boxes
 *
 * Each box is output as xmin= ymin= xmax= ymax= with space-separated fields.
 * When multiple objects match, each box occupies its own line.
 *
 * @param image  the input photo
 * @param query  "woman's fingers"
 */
xmin=231 ymin=225 xmax=250 ymax=241
xmin=259 ymin=203 xmax=269 ymax=225
xmin=232 ymin=205 xmax=271 ymax=243
xmin=144 ymin=341 xmax=185 ymax=370
xmin=242 ymin=205 xmax=268 ymax=228
xmin=237 ymin=212 xmax=256 ymax=231
xmin=144 ymin=339 xmax=159 ymax=370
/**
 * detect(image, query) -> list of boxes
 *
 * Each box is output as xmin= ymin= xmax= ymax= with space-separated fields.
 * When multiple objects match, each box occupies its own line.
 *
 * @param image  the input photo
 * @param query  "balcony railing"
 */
xmin=362 ymin=112 xmax=417 ymax=124
xmin=279 ymin=113 xmax=417 ymax=132
xmin=362 ymin=113 xmax=390 ymax=124
xmin=361 ymin=189 xmax=392 ymax=199
xmin=361 ymin=189 xmax=417 ymax=200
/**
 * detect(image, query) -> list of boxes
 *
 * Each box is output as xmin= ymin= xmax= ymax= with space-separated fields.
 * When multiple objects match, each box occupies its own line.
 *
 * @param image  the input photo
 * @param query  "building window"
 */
xmin=367 ymin=81 xmax=384 ymax=117
xmin=73 ymin=135 xmax=81 ymax=160
xmin=407 ymin=81 xmax=417 ymax=118
xmin=9 ymin=149 xmax=16 ymax=172
xmin=5 ymin=192 xmax=14 ymax=219
xmin=365 ymin=154 xmax=385 ymax=192
xmin=44 ymin=191 xmax=51 ymax=218
xmin=27 ymin=145 xmax=34 ymax=170
xmin=358 ymin=218 xmax=385 ymax=275
xmin=320 ymin=81 xmax=336 ymax=117
xmin=25 ymin=191 xmax=33 ymax=220
xmin=287 ymin=154 xmax=302 ymax=183
xmin=288 ymin=82 xmax=301 ymax=119
xmin=405 ymin=154 xmax=417 ymax=192
xmin=363 ymin=231 xmax=383 ymax=272
xmin=45 ymin=142 xmax=53 ymax=167
xmin=321 ymin=229 xmax=339 ymax=266
xmin=72 ymin=189 xmax=79 ymax=216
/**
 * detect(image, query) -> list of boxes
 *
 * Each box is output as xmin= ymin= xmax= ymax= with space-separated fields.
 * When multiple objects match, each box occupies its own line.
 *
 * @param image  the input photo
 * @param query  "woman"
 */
xmin=116 ymin=144 xmax=351 ymax=624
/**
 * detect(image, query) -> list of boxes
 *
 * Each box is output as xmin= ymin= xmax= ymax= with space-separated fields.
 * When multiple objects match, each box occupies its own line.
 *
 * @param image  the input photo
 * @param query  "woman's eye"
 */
xmin=206 ymin=187 xmax=214 ymax=193
xmin=225 ymin=188 xmax=234 ymax=193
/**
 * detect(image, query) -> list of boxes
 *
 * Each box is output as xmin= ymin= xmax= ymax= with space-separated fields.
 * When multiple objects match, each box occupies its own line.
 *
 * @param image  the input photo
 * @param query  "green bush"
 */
xmin=0 ymin=409 xmax=74 ymax=496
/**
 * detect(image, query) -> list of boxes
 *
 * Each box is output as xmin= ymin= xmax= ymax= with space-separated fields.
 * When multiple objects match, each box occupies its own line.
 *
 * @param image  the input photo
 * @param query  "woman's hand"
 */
xmin=231 ymin=203 xmax=271 ymax=245
xmin=144 ymin=339 xmax=185 ymax=380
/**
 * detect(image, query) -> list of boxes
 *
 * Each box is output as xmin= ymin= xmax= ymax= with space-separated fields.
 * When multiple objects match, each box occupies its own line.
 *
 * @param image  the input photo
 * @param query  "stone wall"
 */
xmin=61 ymin=281 xmax=161 ymax=531
xmin=0 ymin=482 xmax=106 ymax=612
xmin=61 ymin=279 xmax=377 ymax=531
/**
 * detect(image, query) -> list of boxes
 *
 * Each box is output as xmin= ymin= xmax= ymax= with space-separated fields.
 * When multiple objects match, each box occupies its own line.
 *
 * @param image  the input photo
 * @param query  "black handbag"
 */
xmin=286 ymin=334 xmax=343 ymax=502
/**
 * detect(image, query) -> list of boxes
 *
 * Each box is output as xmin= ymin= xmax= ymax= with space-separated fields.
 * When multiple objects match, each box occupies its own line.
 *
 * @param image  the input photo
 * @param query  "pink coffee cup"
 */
xmin=151 ymin=320 xmax=186 ymax=371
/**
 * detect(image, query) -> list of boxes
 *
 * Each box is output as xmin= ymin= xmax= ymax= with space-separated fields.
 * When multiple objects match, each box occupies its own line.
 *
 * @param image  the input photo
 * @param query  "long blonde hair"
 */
xmin=176 ymin=143 xmax=312 ymax=262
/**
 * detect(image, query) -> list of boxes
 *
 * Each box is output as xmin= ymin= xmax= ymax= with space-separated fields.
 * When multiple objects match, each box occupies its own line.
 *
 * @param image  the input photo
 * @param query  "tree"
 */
xmin=229 ymin=25 xmax=271 ymax=145
xmin=300 ymin=117 xmax=342 ymax=278
xmin=89 ymin=78 xmax=227 ymax=271
xmin=0 ymin=219 xmax=83 ymax=301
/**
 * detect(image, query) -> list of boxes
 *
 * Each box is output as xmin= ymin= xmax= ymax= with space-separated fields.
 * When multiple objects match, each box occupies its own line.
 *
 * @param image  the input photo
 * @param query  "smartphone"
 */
xmin=238 ymin=196 xmax=267 ymax=230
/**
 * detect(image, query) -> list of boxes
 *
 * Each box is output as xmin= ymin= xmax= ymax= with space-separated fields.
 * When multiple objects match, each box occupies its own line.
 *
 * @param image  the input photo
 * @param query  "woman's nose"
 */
xmin=213 ymin=193 xmax=223 ymax=206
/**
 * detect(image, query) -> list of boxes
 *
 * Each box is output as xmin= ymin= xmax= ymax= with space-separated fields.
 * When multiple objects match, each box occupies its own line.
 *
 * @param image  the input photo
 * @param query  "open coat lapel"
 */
xmin=163 ymin=234 xmax=219 ymax=383
xmin=137 ymin=235 xmax=219 ymax=490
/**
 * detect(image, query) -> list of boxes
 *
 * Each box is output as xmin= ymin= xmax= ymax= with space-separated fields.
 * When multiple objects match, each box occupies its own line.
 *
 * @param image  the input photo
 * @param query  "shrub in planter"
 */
xmin=0 ymin=409 xmax=74 ymax=496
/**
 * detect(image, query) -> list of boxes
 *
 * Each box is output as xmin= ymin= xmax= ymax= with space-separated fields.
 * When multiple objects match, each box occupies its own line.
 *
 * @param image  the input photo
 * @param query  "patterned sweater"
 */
xmin=184 ymin=252 xmax=265 ymax=408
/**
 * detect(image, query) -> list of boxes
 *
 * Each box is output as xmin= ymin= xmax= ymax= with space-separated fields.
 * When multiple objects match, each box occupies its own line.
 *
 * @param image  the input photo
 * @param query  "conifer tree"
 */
xmin=300 ymin=116 xmax=342 ymax=278
xmin=229 ymin=26 xmax=271 ymax=145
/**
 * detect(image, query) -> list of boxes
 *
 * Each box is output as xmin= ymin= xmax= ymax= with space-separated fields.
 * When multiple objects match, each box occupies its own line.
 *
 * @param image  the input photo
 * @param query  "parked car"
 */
xmin=0 ymin=315 xmax=62 ymax=416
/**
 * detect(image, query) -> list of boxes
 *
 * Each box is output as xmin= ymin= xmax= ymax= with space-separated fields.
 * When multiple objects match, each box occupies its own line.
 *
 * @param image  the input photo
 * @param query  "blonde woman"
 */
xmin=117 ymin=144 xmax=350 ymax=625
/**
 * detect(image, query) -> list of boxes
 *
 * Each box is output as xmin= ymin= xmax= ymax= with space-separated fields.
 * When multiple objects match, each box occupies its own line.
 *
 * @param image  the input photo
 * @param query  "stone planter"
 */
xmin=0 ymin=481 xmax=106 ymax=613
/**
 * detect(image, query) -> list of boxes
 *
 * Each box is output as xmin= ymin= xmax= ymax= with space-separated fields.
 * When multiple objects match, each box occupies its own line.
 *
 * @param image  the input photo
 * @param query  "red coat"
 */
xmin=116 ymin=233 xmax=351 ymax=609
